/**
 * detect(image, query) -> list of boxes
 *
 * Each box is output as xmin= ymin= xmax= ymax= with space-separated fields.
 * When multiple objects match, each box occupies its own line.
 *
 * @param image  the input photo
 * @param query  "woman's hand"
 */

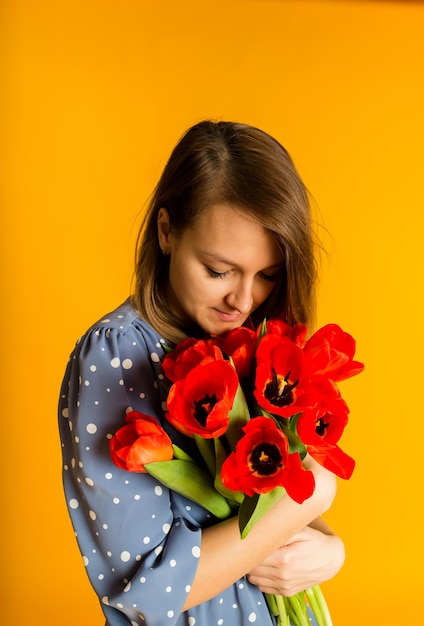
xmin=246 ymin=521 xmax=345 ymax=597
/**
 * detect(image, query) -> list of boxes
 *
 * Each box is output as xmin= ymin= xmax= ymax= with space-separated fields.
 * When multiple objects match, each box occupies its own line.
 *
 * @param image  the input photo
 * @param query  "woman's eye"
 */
xmin=206 ymin=267 xmax=230 ymax=279
xmin=260 ymin=272 xmax=279 ymax=282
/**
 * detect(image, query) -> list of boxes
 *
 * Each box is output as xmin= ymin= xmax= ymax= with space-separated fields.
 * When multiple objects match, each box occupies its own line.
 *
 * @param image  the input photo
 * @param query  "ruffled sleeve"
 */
xmin=58 ymin=302 xmax=205 ymax=626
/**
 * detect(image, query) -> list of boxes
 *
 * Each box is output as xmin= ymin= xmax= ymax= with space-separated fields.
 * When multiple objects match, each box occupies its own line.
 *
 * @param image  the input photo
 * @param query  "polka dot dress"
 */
xmin=58 ymin=299 xmax=279 ymax=626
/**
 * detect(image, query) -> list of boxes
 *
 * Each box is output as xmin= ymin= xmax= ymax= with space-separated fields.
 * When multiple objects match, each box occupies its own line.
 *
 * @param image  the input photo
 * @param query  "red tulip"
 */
xmin=221 ymin=417 xmax=315 ymax=503
xmin=254 ymin=334 xmax=311 ymax=418
xmin=303 ymin=324 xmax=364 ymax=382
xmin=166 ymin=359 xmax=239 ymax=438
xmin=214 ymin=327 xmax=257 ymax=377
xmin=109 ymin=411 xmax=173 ymax=472
xmin=162 ymin=337 xmax=224 ymax=382
xmin=296 ymin=398 xmax=355 ymax=479
xmin=264 ymin=320 xmax=308 ymax=347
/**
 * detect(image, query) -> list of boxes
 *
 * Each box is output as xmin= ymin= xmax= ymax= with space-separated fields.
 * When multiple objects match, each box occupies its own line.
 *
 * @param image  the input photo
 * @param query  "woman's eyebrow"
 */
xmin=202 ymin=251 xmax=284 ymax=271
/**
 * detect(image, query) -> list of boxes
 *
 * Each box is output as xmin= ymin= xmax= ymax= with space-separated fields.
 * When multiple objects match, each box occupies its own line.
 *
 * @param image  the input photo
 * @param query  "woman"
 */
xmin=59 ymin=121 xmax=345 ymax=626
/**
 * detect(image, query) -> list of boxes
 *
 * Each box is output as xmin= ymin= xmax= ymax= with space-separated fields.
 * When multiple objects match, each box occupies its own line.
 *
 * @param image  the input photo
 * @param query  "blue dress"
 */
xmin=58 ymin=299 xmax=317 ymax=626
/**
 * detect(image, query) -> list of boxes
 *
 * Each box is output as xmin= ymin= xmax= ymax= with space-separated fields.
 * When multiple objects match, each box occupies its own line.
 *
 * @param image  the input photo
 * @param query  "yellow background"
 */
xmin=2 ymin=1 xmax=423 ymax=624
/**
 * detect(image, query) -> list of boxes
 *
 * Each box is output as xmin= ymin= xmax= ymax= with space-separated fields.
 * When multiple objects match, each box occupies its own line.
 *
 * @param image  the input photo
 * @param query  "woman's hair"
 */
xmin=132 ymin=120 xmax=318 ymax=344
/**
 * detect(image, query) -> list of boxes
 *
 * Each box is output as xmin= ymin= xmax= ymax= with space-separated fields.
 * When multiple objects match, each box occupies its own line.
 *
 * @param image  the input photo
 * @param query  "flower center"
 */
xmin=264 ymin=368 xmax=298 ymax=407
xmin=193 ymin=393 xmax=218 ymax=426
xmin=316 ymin=417 xmax=330 ymax=437
xmin=249 ymin=443 xmax=282 ymax=476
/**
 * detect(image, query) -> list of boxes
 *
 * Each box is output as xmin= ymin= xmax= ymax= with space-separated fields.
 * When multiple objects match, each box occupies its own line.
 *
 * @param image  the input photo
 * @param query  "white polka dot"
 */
xmin=86 ymin=423 xmax=97 ymax=434
xmin=110 ymin=357 xmax=120 ymax=368
xmin=192 ymin=546 xmax=200 ymax=558
xmin=105 ymin=472 xmax=113 ymax=479
xmin=155 ymin=546 xmax=163 ymax=556
xmin=119 ymin=379 xmax=124 ymax=386
xmin=120 ymin=551 xmax=131 ymax=562
xmin=124 ymin=581 xmax=132 ymax=592
xmin=218 ymin=620 xmax=224 ymax=625
xmin=163 ymin=523 xmax=171 ymax=534
xmin=100 ymin=318 xmax=110 ymax=324
xmin=89 ymin=510 xmax=96 ymax=520
xmin=69 ymin=498 xmax=79 ymax=509
xmin=140 ymin=576 xmax=146 ymax=583
xmin=84 ymin=380 xmax=90 ymax=386
xmin=161 ymin=401 xmax=167 ymax=411
xmin=122 ymin=359 xmax=133 ymax=369
xmin=103 ymin=524 xmax=108 ymax=530
xmin=167 ymin=611 xmax=175 ymax=618
xmin=98 ymin=574 xmax=104 ymax=580
xmin=134 ymin=494 xmax=141 ymax=500
xmin=185 ymin=585 xmax=192 ymax=593
xmin=143 ymin=536 xmax=151 ymax=544
xmin=166 ymin=586 xmax=172 ymax=592
xmin=82 ymin=556 xmax=89 ymax=566
xmin=113 ymin=497 xmax=120 ymax=504
xmin=117 ymin=603 xmax=123 ymax=609
xmin=248 ymin=613 xmax=257 ymax=622
xmin=188 ymin=616 xmax=196 ymax=625
xmin=90 ymin=365 xmax=97 ymax=372
xmin=150 ymin=352 xmax=160 ymax=362
xmin=169 ymin=559 xmax=176 ymax=567
xmin=154 ymin=486 xmax=163 ymax=496
xmin=62 ymin=408 xmax=69 ymax=418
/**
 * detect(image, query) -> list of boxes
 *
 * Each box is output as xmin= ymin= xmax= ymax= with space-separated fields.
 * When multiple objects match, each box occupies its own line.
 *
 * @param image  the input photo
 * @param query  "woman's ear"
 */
xmin=157 ymin=208 xmax=172 ymax=254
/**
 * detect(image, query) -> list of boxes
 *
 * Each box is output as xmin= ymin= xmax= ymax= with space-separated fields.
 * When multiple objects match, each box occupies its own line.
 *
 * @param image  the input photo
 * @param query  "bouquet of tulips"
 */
xmin=110 ymin=319 xmax=364 ymax=626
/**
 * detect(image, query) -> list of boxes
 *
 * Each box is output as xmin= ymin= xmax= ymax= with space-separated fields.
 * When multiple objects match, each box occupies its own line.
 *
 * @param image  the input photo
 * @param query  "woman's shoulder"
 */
xmin=88 ymin=298 xmax=164 ymax=341
xmin=70 ymin=298 xmax=168 ymax=360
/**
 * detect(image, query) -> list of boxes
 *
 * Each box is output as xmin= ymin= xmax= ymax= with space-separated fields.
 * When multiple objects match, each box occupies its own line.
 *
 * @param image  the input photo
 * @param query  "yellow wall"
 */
xmin=2 ymin=1 xmax=423 ymax=624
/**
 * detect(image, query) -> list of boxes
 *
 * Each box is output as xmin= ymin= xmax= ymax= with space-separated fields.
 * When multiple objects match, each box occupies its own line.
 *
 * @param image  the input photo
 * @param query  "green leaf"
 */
xmin=239 ymin=487 xmax=285 ymax=538
xmin=144 ymin=458 xmax=232 ymax=519
xmin=172 ymin=444 xmax=194 ymax=462
xmin=225 ymin=382 xmax=251 ymax=450
xmin=193 ymin=434 xmax=216 ymax=476
xmin=213 ymin=437 xmax=244 ymax=505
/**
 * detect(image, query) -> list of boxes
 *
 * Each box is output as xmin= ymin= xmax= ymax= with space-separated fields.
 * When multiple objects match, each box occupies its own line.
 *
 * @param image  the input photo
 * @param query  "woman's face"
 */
xmin=158 ymin=204 xmax=284 ymax=336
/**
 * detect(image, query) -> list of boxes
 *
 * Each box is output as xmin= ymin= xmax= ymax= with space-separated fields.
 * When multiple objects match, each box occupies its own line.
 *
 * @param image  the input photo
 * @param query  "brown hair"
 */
xmin=132 ymin=120 xmax=318 ymax=344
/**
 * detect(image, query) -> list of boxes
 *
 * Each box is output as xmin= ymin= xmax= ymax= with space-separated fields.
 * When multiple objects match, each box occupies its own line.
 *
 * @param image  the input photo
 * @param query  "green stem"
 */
xmin=305 ymin=587 xmax=325 ymax=626
xmin=265 ymin=593 xmax=279 ymax=617
xmin=286 ymin=594 xmax=310 ymax=626
xmin=308 ymin=585 xmax=333 ymax=626
xmin=276 ymin=594 xmax=291 ymax=626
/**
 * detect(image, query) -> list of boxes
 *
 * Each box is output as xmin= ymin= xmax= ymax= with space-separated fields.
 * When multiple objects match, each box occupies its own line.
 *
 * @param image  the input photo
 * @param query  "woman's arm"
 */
xmin=245 ymin=516 xmax=345 ymax=597
xmin=183 ymin=456 xmax=336 ymax=609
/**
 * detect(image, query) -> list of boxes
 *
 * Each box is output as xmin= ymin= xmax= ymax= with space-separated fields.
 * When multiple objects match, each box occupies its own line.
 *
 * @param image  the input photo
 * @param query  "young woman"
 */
xmin=59 ymin=121 xmax=345 ymax=626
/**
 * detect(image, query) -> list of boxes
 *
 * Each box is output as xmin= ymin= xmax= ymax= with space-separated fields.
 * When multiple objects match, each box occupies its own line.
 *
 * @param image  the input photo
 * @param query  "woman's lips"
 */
xmin=213 ymin=308 xmax=243 ymax=322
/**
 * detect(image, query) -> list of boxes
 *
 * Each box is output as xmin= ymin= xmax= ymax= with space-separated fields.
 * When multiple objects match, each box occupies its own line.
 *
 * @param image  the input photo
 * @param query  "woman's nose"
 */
xmin=225 ymin=279 xmax=254 ymax=314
